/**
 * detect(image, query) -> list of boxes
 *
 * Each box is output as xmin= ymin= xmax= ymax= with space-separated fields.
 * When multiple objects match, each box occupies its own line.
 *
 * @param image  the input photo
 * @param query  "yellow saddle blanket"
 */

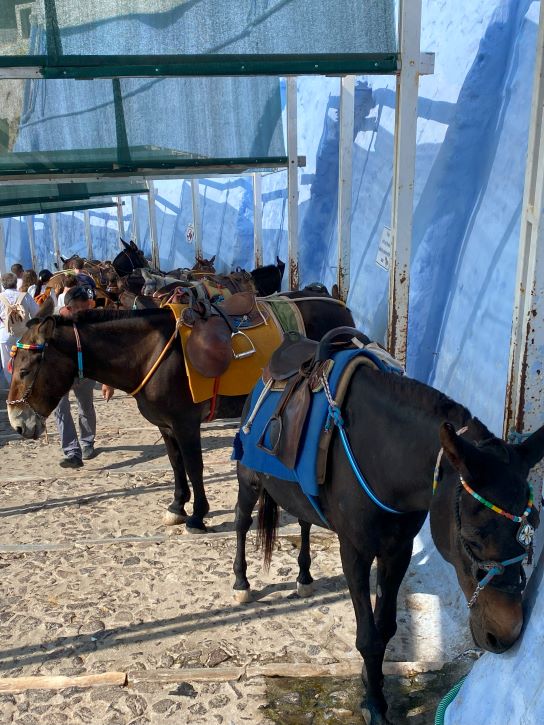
xmin=168 ymin=302 xmax=294 ymax=404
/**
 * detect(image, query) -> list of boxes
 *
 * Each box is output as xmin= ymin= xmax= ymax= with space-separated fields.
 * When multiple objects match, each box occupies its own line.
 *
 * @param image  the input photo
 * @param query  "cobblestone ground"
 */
xmin=0 ymin=383 xmax=473 ymax=724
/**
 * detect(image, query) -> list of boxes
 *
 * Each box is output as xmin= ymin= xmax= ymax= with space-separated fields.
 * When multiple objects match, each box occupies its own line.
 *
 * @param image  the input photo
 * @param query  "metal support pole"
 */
xmin=83 ymin=210 xmax=93 ymax=259
xmin=287 ymin=76 xmax=299 ymax=290
xmin=337 ymin=75 xmax=355 ymax=302
xmin=51 ymin=212 xmax=61 ymax=269
xmin=504 ymin=0 xmax=544 ymax=442
xmin=191 ymin=179 xmax=203 ymax=261
xmin=387 ymin=0 xmax=422 ymax=364
xmin=253 ymin=172 xmax=263 ymax=268
xmin=0 ymin=219 xmax=6 ymax=275
xmin=131 ymin=195 xmax=139 ymax=245
xmin=26 ymin=216 xmax=37 ymax=271
xmin=147 ymin=180 xmax=160 ymax=269
xmin=116 ymin=195 xmax=125 ymax=245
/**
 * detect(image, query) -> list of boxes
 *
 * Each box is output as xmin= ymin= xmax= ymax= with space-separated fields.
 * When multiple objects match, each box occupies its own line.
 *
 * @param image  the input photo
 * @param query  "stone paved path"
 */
xmin=0 ymin=382 xmax=474 ymax=724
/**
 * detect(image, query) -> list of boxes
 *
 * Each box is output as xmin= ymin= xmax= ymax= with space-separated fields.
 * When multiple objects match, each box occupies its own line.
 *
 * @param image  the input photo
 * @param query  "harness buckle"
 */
xmin=481 ymin=560 xmax=504 ymax=575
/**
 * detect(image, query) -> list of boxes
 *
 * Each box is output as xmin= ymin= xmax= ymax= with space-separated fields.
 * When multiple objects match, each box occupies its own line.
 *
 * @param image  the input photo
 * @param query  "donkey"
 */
xmin=7 ymin=294 xmax=355 ymax=532
xmin=233 ymin=363 xmax=544 ymax=723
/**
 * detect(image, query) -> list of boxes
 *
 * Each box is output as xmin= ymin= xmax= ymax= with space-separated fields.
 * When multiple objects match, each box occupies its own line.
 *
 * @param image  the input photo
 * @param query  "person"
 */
xmin=10 ymin=263 xmax=24 ymax=290
xmin=54 ymin=284 xmax=114 ymax=468
xmin=0 ymin=272 xmax=39 ymax=385
xmin=20 ymin=269 xmax=38 ymax=298
xmin=34 ymin=269 xmax=55 ymax=304
xmin=56 ymin=273 xmax=78 ymax=310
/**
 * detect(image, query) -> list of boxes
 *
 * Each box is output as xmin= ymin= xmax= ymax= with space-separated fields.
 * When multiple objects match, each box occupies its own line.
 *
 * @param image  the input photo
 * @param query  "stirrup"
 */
xmin=231 ymin=330 xmax=256 ymax=359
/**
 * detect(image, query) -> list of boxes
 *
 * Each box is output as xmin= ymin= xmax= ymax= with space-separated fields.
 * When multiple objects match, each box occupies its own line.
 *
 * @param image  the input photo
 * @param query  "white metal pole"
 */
xmin=337 ymin=75 xmax=355 ymax=302
xmin=387 ymin=0 xmax=422 ymax=364
xmin=147 ymin=180 xmax=160 ymax=269
xmin=131 ymin=195 xmax=139 ymax=245
xmin=504 ymin=0 xmax=544 ymax=442
xmin=26 ymin=216 xmax=37 ymax=271
xmin=51 ymin=213 xmax=61 ymax=269
xmin=116 ymin=195 xmax=125 ymax=245
xmin=287 ymin=76 xmax=299 ymax=290
xmin=191 ymin=179 xmax=203 ymax=261
xmin=83 ymin=210 xmax=93 ymax=259
xmin=0 ymin=219 xmax=6 ymax=275
xmin=253 ymin=172 xmax=263 ymax=268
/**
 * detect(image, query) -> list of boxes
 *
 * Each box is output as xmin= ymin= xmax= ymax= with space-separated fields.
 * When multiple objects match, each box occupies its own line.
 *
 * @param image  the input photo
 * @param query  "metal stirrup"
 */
xmin=231 ymin=330 xmax=256 ymax=359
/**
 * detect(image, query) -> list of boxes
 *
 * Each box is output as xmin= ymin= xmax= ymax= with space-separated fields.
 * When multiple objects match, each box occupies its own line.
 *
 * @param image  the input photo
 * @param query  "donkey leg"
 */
xmin=296 ymin=519 xmax=314 ymax=597
xmin=161 ymin=428 xmax=191 ymax=526
xmin=233 ymin=465 xmax=261 ymax=603
xmin=339 ymin=536 xmax=389 ymax=725
xmin=174 ymin=424 xmax=209 ymax=533
xmin=373 ymin=539 xmax=414 ymax=646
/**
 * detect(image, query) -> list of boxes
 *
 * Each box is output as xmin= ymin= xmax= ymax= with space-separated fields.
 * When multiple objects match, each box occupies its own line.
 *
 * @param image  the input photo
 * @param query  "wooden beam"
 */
xmin=0 ymin=671 xmax=127 ymax=694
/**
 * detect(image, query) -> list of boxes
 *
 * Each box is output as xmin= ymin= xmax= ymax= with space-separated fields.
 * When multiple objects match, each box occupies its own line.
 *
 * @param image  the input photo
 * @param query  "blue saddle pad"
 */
xmin=233 ymin=347 xmax=395 ymax=501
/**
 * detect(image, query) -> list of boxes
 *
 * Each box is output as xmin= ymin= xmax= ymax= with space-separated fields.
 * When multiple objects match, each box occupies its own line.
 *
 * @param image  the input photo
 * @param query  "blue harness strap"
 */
xmin=234 ymin=346 xmax=404 ymax=525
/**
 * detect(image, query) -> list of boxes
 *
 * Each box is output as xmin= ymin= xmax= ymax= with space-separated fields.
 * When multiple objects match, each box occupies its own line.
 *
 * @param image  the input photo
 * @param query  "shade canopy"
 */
xmin=0 ymin=179 xmax=148 ymax=207
xmin=0 ymin=195 xmax=118 ymax=218
xmin=0 ymin=0 xmax=397 ymax=77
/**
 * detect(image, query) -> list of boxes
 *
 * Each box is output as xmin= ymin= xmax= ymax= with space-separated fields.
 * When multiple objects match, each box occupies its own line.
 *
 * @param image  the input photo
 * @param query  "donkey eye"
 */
xmin=19 ymin=368 xmax=30 ymax=378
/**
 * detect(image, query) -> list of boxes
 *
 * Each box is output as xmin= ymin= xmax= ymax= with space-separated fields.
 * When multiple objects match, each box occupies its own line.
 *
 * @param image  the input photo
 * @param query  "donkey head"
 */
xmin=431 ymin=422 xmax=544 ymax=653
xmin=7 ymin=303 xmax=76 ymax=439
xmin=113 ymin=240 xmax=148 ymax=276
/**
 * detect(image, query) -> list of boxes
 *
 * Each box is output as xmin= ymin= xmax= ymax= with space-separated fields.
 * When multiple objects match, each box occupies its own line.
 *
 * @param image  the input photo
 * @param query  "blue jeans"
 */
xmin=54 ymin=378 xmax=96 ymax=458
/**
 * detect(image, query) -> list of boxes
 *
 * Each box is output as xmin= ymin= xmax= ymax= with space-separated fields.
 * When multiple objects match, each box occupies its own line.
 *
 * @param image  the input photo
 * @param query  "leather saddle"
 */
xmin=183 ymin=292 xmax=265 ymax=378
xmin=258 ymin=327 xmax=370 ymax=469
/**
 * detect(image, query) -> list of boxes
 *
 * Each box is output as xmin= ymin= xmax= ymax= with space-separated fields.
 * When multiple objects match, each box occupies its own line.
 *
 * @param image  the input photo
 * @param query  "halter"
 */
xmin=7 ymin=340 xmax=48 ymax=419
xmin=122 ymin=249 xmax=136 ymax=272
xmin=7 ymin=323 xmax=85 ymax=415
xmin=433 ymin=431 xmax=536 ymax=608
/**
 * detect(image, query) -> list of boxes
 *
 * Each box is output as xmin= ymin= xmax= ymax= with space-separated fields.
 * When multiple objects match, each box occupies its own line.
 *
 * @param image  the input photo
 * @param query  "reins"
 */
xmin=9 ymin=317 xmax=179 ymax=409
xmin=129 ymin=322 xmax=181 ymax=396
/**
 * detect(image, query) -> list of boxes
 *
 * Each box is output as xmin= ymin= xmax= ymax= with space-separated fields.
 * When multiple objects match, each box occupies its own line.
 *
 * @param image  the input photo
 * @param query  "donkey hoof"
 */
xmin=163 ymin=511 xmax=187 ymax=526
xmin=296 ymin=581 xmax=314 ymax=598
xmin=185 ymin=516 xmax=207 ymax=534
xmin=234 ymin=588 xmax=252 ymax=604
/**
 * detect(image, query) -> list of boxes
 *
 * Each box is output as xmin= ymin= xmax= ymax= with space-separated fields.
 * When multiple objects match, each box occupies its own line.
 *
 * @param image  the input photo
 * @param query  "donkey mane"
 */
xmin=54 ymin=308 xmax=170 ymax=326
xmin=370 ymin=367 xmax=492 ymax=438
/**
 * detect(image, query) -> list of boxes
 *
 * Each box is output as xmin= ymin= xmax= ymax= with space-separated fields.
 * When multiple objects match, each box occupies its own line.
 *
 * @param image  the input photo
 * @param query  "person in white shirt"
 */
xmin=0 ymin=272 xmax=39 ymax=385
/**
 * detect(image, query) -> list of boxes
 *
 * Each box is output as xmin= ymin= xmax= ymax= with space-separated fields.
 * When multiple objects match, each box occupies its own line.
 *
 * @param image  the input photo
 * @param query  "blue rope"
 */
xmin=77 ymin=351 xmax=84 ymax=379
xmin=330 ymin=404 xmax=404 ymax=515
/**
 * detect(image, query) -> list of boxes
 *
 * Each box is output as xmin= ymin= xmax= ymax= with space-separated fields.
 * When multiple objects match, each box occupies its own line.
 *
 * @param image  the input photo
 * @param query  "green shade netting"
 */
xmin=0 ymin=0 xmax=397 ymax=75
xmin=0 ymin=180 xmax=148 ymax=206
xmin=0 ymin=195 xmax=117 ymax=217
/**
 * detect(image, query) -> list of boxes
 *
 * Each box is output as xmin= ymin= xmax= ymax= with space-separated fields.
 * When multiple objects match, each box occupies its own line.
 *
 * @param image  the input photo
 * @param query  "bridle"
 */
xmin=434 ymin=430 xmax=536 ymax=608
xmin=7 ymin=323 xmax=85 ymax=419
xmin=7 ymin=340 xmax=48 ymax=421
xmin=455 ymin=477 xmax=534 ymax=608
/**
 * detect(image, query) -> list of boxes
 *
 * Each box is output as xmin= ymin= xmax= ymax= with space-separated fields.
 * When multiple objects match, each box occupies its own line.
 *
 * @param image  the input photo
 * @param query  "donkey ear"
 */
xmin=36 ymin=316 xmax=56 ymax=342
xmin=130 ymin=240 xmax=138 ymax=250
xmin=60 ymin=256 xmax=67 ymax=263
xmin=516 ymin=424 xmax=544 ymax=471
xmin=210 ymin=255 xmax=216 ymax=263
xmin=121 ymin=239 xmax=130 ymax=249
xmin=36 ymin=297 xmax=55 ymax=319
xmin=439 ymin=422 xmax=481 ymax=480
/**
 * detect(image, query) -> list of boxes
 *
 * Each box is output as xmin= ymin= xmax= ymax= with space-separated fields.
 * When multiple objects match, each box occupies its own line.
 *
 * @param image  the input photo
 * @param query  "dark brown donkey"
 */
xmin=7 ymin=294 xmax=354 ymax=532
xmin=234 ymin=359 xmax=544 ymax=723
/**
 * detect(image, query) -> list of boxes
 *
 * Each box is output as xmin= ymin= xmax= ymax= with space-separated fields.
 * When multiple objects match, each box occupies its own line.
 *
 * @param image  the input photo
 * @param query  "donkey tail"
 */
xmin=256 ymin=488 xmax=279 ymax=570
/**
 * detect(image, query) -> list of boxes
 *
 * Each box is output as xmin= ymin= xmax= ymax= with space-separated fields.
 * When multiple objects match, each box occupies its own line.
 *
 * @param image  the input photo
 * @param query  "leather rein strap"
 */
xmin=130 ymin=324 xmax=180 ymax=396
